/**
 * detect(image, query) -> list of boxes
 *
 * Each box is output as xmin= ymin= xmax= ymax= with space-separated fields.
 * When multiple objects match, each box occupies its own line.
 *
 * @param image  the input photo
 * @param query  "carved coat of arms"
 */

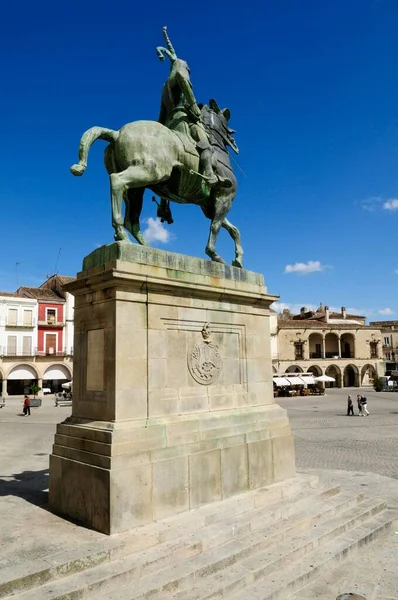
xmin=187 ymin=323 xmax=222 ymax=385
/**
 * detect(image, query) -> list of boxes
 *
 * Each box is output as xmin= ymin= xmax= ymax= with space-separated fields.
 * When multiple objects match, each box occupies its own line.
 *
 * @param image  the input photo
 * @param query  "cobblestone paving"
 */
xmin=278 ymin=388 xmax=398 ymax=479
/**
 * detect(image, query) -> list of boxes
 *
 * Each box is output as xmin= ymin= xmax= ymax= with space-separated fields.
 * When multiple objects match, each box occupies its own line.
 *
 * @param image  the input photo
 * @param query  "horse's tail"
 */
xmin=70 ymin=126 xmax=119 ymax=176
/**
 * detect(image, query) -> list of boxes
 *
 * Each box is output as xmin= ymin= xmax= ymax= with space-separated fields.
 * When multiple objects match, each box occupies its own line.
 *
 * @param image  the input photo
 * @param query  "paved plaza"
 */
xmin=278 ymin=387 xmax=398 ymax=479
xmin=1 ymin=387 xmax=398 ymax=514
xmin=1 ymin=390 xmax=398 ymax=598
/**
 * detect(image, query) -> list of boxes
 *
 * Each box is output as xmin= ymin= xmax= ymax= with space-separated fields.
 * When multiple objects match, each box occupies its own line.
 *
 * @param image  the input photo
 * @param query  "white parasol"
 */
xmin=61 ymin=381 xmax=73 ymax=390
xmin=314 ymin=375 xmax=335 ymax=383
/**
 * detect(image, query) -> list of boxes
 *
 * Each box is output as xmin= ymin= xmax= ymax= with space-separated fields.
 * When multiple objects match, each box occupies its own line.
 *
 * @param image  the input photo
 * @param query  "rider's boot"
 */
xmin=157 ymin=199 xmax=174 ymax=224
xmin=200 ymin=148 xmax=232 ymax=189
xmin=200 ymin=148 xmax=218 ymax=185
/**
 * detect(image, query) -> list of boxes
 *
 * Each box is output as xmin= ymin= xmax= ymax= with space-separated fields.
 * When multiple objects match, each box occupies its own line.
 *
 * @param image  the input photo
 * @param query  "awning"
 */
xmin=299 ymin=375 xmax=316 ymax=385
xmin=285 ymin=376 xmax=305 ymax=385
xmin=43 ymin=365 xmax=70 ymax=380
xmin=8 ymin=366 xmax=38 ymax=380
xmin=273 ymin=377 xmax=290 ymax=387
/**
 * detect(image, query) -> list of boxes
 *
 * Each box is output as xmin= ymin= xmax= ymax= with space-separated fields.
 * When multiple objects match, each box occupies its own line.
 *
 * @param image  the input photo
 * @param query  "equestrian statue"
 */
xmin=70 ymin=27 xmax=243 ymax=267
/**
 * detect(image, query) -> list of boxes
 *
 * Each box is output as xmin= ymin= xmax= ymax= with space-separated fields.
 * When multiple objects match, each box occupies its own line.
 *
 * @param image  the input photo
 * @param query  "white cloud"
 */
xmin=383 ymin=199 xmax=398 ymax=211
xmin=378 ymin=307 xmax=394 ymax=316
xmin=360 ymin=197 xmax=383 ymax=212
xmin=284 ymin=261 xmax=325 ymax=275
xmin=142 ymin=218 xmax=172 ymax=244
xmin=361 ymin=197 xmax=398 ymax=212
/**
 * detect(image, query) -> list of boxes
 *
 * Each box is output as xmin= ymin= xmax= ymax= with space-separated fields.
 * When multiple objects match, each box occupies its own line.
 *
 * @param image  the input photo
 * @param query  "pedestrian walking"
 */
xmin=356 ymin=394 xmax=362 ymax=416
xmin=23 ymin=395 xmax=31 ymax=416
xmin=361 ymin=395 xmax=369 ymax=416
xmin=347 ymin=395 xmax=354 ymax=416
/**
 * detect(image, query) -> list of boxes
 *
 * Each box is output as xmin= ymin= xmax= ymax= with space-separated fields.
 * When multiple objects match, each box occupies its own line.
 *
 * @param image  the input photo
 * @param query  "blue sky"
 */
xmin=1 ymin=0 xmax=398 ymax=320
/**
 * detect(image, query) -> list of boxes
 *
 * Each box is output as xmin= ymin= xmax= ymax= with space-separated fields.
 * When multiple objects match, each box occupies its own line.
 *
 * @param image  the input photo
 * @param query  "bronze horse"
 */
xmin=70 ymin=103 xmax=243 ymax=267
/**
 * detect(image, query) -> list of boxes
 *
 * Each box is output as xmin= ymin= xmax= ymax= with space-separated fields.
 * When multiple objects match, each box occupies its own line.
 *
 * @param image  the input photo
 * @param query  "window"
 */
xmin=7 ymin=309 xmax=17 ymax=325
xmin=370 ymin=342 xmax=378 ymax=359
xmin=294 ymin=343 xmax=303 ymax=360
xmin=23 ymin=310 xmax=33 ymax=326
xmin=386 ymin=352 xmax=391 ymax=361
xmin=22 ymin=336 xmax=32 ymax=355
xmin=7 ymin=336 xmax=17 ymax=355
xmin=384 ymin=336 xmax=390 ymax=346
xmin=46 ymin=308 xmax=56 ymax=324
xmin=45 ymin=333 xmax=57 ymax=354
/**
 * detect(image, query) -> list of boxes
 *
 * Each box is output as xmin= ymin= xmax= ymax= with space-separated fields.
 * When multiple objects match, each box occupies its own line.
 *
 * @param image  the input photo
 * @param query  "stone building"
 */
xmin=273 ymin=304 xmax=384 ymax=387
xmin=0 ymin=275 xmax=75 ymax=396
xmin=369 ymin=320 xmax=398 ymax=373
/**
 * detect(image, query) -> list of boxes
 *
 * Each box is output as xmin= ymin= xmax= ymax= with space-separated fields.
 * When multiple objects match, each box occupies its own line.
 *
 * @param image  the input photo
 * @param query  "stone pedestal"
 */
xmin=49 ymin=244 xmax=295 ymax=534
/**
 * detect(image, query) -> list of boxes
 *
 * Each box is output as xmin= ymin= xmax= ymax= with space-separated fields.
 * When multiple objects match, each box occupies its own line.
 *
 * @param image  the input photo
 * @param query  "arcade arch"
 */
xmin=7 ymin=364 xmax=39 ymax=396
xmin=325 ymin=364 xmax=342 ymax=388
xmin=308 ymin=333 xmax=323 ymax=359
xmin=361 ymin=364 xmax=376 ymax=386
xmin=325 ymin=333 xmax=339 ymax=359
xmin=307 ymin=365 xmax=322 ymax=377
xmin=344 ymin=364 xmax=359 ymax=387
xmin=341 ymin=333 xmax=355 ymax=359
xmin=285 ymin=365 xmax=304 ymax=373
xmin=42 ymin=364 xmax=72 ymax=394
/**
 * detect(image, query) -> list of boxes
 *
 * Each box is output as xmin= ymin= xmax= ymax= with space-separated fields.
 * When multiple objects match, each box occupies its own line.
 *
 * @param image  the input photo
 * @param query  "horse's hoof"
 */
xmin=232 ymin=259 xmax=243 ymax=268
xmin=212 ymin=255 xmax=226 ymax=264
xmin=114 ymin=231 xmax=130 ymax=243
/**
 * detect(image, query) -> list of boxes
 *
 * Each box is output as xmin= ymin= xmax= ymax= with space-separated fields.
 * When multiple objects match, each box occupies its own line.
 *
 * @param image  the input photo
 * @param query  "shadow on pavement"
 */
xmin=0 ymin=468 xmax=49 ymax=507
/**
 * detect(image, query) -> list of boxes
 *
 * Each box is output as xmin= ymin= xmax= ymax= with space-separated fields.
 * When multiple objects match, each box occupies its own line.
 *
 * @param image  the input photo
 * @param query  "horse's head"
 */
xmin=208 ymin=99 xmax=239 ymax=155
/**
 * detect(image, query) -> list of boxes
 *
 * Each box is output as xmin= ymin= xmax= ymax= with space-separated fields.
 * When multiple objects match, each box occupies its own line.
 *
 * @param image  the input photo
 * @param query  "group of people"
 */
xmin=347 ymin=394 xmax=369 ymax=416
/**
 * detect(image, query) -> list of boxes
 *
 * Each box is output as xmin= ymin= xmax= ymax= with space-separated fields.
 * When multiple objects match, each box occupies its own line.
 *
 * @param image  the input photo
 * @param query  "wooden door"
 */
xmin=45 ymin=334 xmax=57 ymax=355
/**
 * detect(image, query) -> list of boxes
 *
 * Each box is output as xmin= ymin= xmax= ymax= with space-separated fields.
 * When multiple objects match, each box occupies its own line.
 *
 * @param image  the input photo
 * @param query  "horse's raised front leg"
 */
xmin=222 ymin=217 xmax=243 ymax=268
xmin=124 ymin=188 xmax=147 ymax=245
xmin=205 ymin=195 xmax=231 ymax=264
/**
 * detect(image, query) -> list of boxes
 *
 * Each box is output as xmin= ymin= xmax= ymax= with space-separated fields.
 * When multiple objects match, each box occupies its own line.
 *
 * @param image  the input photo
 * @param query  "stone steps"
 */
xmin=0 ymin=475 xmax=317 ymax=598
xmin=291 ymin=522 xmax=398 ymax=600
xmin=10 ymin=484 xmax=364 ymax=600
xmin=227 ymin=510 xmax=395 ymax=600
xmin=103 ymin=497 xmax=388 ymax=600
xmin=4 ymin=478 xmax=394 ymax=600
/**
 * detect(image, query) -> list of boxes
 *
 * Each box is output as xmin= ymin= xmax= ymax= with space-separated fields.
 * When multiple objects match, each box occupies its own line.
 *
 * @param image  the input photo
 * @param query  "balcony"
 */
xmin=5 ymin=318 xmax=35 ymax=328
xmin=38 ymin=319 xmax=65 ymax=328
xmin=309 ymin=352 xmax=354 ymax=360
xmin=1 ymin=346 xmax=36 ymax=357
xmin=36 ymin=348 xmax=70 ymax=357
xmin=1 ymin=347 xmax=72 ymax=358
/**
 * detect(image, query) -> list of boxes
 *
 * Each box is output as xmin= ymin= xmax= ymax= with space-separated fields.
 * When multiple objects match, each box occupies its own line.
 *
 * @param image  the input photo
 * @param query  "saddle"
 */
xmin=171 ymin=129 xmax=198 ymax=159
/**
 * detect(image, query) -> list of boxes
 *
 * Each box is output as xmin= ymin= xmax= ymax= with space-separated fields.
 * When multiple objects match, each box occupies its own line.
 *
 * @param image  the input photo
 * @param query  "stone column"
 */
xmin=338 ymin=337 xmax=342 ymax=358
xmin=2 ymin=379 xmax=8 ymax=397
xmin=38 ymin=378 xmax=43 ymax=392
xmin=49 ymin=243 xmax=296 ymax=535
xmin=322 ymin=336 xmax=326 ymax=359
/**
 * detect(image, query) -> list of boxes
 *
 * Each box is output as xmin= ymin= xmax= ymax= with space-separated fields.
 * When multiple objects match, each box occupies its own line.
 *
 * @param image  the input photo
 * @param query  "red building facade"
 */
xmin=18 ymin=287 xmax=66 ymax=355
xmin=37 ymin=300 xmax=65 ymax=355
